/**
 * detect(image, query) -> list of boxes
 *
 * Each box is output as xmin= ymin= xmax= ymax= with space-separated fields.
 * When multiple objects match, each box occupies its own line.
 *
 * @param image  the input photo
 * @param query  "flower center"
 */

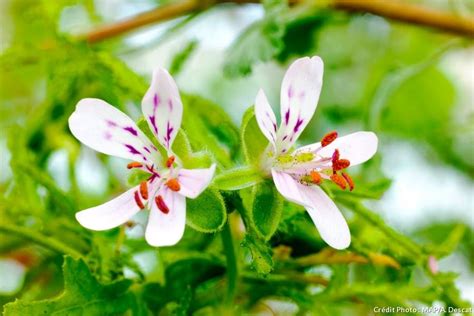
xmin=273 ymin=130 xmax=356 ymax=192
xmin=127 ymin=157 xmax=181 ymax=212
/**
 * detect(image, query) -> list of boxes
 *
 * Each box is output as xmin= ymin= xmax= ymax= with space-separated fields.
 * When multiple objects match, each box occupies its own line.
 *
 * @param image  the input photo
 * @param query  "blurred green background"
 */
xmin=0 ymin=0 xmax=473 ymax=315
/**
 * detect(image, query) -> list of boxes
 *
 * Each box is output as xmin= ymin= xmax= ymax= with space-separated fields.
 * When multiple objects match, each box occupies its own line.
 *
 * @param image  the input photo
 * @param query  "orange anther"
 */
xmin=310 ymin=170 xmax=322 ymax=184
xmin=166 ymin=178 xmax=181 ymax=192
xmin=321 ymin=131 xmax=338 ymax=147
xmin=155 ymin=195 xmax=169 ymax=214
xmin=134 ymin=191 xmax=145 ymax=209
xmin=127 ymin=162 xmax=143 ymax=169
xmin=342 ymin=172 xmax=354 ymax=191
xmin=166 ymin=156 xmax=175 ymax=168
xmin=330 ymin=174 xmax=347 ymax=190
xmin=139 ymin=181 xmax=148 ymax=200
xmin=333 ymin=159 xmax=351 ymax=171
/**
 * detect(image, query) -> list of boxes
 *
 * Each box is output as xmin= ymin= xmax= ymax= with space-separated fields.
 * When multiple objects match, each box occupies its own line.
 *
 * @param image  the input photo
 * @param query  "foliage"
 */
xmin=0 ymin=0 xmax=473 ymax=315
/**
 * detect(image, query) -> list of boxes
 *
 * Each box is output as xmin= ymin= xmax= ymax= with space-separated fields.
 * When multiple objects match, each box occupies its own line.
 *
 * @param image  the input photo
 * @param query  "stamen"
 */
xmin=125 ymin=221 xmax=136 ymax=228
xmin=166 ymin=178 xmax=181 ymax=192
xmin=139 ymin=181 xmax=148 ymax=200
xmin=332 ymin=149 xmax=340 ymax=164
xmin=321 ymin=131 xmax=338 ymax=147
xmin=127 ymin=162 xmax=143 ymax=169
xmin=333 ymin=159 xmax=351 ymax=171
xmin=310 ymin=170 xmax=322 ymax=184
xmin=155 ymin=195 xmax=169 ymax=214
xmin=134 ymin=191 xmax=145 ymax=209
xmin=342 ymin=172 xmax=354 ymax=191
xmin=330 ymin=174 xmax=347 ymax=190
xmin=166 ymin=156 xmax=175 ymax=168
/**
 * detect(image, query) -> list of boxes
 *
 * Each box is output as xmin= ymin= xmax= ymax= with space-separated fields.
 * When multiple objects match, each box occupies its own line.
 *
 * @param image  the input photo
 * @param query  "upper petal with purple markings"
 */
xmin=69 ymin=98 xmax=159 ymax=164
xmin=255 ymin=89 xmax=278 ymax=150
xmin=142 ymin=68 xmax=183 ymax=151
xmin=278 ymin=56 xmax=324 ymax=152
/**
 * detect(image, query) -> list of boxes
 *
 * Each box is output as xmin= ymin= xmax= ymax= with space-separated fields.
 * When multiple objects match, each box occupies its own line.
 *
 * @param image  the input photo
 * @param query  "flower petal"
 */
xmin=178 ymin=164 xmax=216 ymax=198
xmin=255 ymin=89 xmax=277 ymax=149
xmin=75 ymin=186 xmax=141 ymax=231
xmin=300 ymin=186 xmax=351 ymax=249
xmin=271 ymin=169 xmax=312 ymax=208
xmin=271 ymin=170 xmax=350 ymax=249
xmin=145 ymin=188 xmax=186 ymax=247
xmin=69 ymin=98 xmax=158 ymax=164
xmin=298 ymin=131 xmax=378 ymax=166
xmin=278 ymin=56 xmax=324 ymax=152
xmin=142 ymin=68 xmax=183 ymax=151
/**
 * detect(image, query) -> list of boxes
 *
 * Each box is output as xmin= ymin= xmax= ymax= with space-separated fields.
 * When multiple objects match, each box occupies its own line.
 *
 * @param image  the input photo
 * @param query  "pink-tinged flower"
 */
xmin=69 ymin=68 xmax=216 ymax=247
xmin=254 ymin=56 xmax=378 ymax=249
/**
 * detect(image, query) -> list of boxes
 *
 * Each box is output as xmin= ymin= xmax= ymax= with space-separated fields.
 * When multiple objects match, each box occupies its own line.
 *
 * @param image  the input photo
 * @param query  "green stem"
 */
xmin=0 ymin=222 xmax=83 ymax=258
xmin=221 ymin=220 xmax=238 ymax=307
xmin=242 ymin=272 xmax=329 ymax=286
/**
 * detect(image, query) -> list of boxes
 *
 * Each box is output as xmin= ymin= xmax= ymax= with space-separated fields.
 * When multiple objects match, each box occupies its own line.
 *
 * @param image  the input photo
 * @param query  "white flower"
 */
xmin=254 ymin=56 xmax=378 ymax=249
xmin=69 ymin=68 xmax=215 ymax=247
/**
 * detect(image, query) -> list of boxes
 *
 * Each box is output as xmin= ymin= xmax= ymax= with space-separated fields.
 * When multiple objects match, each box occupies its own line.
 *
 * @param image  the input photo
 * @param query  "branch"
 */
xmin=82 ymin=0 xmax=474 ymax=43
xmin=333 ymin=0 xmax=474 ymax=37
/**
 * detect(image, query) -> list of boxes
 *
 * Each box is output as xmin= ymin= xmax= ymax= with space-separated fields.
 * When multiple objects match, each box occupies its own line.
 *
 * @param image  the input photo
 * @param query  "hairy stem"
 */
xmin=221 ymin=220 xmax=238 ymax=307
xmin=0 ymin=222 xmax=83 ymax=258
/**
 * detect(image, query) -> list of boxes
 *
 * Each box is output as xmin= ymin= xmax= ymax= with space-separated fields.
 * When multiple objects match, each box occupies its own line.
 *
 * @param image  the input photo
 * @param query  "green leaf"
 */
xmin=241 ymin=234 xmax=273 ymax=276
xmin=3 ymin=256 xmax=135 ymax=316
xmin=169 ymin=40 xmax=198 ymax=76
xmin=187 ymin=188 xmax=227 ymax=233
xmin=241 ymin=106 xmax=270 ymax=166
xmin=250 ymin=180 xmax=284 ymax=240
xmin=214 ymin=166 xmax=263 ymax=191
xmin=223 ymin=0 xmax=287 ymax=77
xmin=181 ymin=95 xmax=240 ymax=167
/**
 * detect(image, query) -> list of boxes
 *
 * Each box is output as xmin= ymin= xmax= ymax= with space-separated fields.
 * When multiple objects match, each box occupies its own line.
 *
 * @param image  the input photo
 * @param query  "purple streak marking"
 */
xmin=143 ymin=146 xmax=151 ymax=153
xmin=168 ymin=99 xmax=173 ymax=111
xmin=284 ymin=109 xmax=290 ymax=125
xmin=124 ymin=144 xmax=141 ymax=155
xmin=106 ymin=120 xmax=117 ymax=127
xmin=273 ymin=122 xmax=277 ymax=132
xmin=153 ymin=94 xmax=160 ymax=110
xmin=149 ymin=115 xmax=158 ymax=134
xmin=104 ymin=131 xmax=112 ymax=140
xmin=293 ymin=118 xmax=304 ymax=133
xmin=287 ymin=85 xmax=294 ymax=98
xmin=165 ymin=121 xmax=174 ymax=147
xmin=123 ymin=126 xmax=138 ymax=136
xmin=282 ymin=135 xmax=288 ymax=141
